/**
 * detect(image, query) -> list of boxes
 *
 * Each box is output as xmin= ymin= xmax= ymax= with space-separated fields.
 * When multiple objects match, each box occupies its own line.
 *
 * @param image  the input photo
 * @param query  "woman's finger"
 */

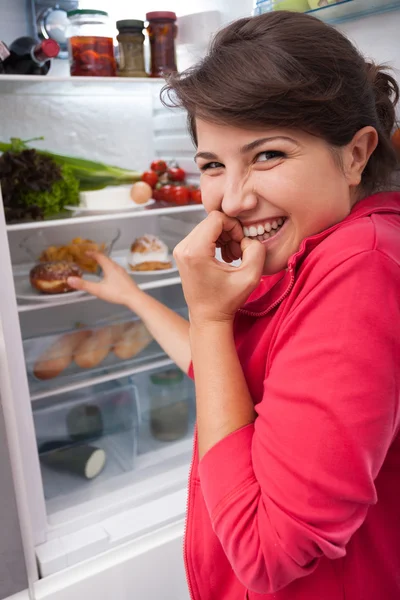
xmin=67 ymin=276 xmax=104 ymax=297
xmin=239 ymin=237 xmax=266 ymax=282
xmin=85 ymin=250 xmax=114 ymax=271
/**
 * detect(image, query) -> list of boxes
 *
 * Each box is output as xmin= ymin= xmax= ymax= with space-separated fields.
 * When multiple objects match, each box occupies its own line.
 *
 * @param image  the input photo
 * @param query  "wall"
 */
xmin=0 ymin=0 xmax=31 ymax=45
xmin=339 ymin=10 xmax=400 ymax=78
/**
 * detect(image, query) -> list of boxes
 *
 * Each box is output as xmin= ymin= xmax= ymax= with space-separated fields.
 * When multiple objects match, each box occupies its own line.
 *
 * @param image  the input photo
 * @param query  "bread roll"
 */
xmin=34 ymin=330 xmax=91 ymax=380
xmin=74 ymin=326 xmax=115 ymax=369
xmin=113 ymin=321 xmax=153 ymax=360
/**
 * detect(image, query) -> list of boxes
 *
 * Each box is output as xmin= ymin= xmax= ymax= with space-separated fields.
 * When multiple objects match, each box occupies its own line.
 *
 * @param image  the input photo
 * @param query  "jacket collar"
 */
xmin=239 ymin=191 xmax=400 ymax=317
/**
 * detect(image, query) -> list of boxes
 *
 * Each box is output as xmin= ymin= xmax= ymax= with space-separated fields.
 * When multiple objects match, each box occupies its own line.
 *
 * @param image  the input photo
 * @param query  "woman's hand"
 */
xmin=67 ymin=252 xmax=142 ymax=307
xmin=173 ymin=211 xmax=266 ymax=326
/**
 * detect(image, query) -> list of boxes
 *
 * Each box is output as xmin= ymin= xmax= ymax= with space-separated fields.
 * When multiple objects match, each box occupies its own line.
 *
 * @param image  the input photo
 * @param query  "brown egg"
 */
xmin=130 ymin=182 xmax=153 ymax=204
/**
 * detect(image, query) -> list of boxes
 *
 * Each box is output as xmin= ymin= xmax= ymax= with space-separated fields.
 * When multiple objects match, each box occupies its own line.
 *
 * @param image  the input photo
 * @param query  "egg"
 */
xmin=130 ymin=182 xmax=153 ymax=205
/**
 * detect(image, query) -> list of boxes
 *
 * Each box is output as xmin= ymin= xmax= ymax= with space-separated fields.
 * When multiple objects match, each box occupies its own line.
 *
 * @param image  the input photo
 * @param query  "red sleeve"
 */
xmin=198 ymin=250 xmax=400 ymax=594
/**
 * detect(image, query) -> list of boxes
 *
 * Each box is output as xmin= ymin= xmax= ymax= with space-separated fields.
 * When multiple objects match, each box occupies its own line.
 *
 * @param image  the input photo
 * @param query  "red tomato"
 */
xmin=170 ymin=185 xmax=190 ymax=206
xmin=167 ymin=166 xmax=186 ymax=182
xmin=141 ymin=171 xmax=159 ymax=188
xmin=150 ymin=159 xmax=167 ymax=174
xmin=157 ymin=184 xmax=174 ymax=203
xmin=190 ymin=188 xmax=202 ymax=204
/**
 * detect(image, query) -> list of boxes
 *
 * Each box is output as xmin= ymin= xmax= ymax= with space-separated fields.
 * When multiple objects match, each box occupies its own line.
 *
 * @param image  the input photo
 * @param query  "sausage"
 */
xmin=113 ymin=321 xmax=153 ymax=360
xmin=34 ymin=330 xmax=91 ymax=380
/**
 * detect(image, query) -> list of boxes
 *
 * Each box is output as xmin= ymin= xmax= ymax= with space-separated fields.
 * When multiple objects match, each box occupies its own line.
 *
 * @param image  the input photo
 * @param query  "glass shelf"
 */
xmin=255 ymin=0 xmax=400 ymax=24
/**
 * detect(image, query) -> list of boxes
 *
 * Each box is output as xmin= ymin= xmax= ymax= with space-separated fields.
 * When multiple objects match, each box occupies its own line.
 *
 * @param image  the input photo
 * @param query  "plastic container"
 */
xmin=66 ymin=9 xmax=116 ymax=77
xmin=33 ymin=379 xmax=139 ymax=488
xmin=148 ymin=368 xmax=190 ymax=441
xmin=146 ymin=11 xmax=177 ymax=78
xmin=24 ymin=318 xmax=155 ymax=387
xmin=116 ymin=20 xmax=146 ymax=78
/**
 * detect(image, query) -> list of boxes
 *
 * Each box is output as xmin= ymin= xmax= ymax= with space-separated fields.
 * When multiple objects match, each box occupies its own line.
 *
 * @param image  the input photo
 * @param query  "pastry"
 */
xmin=128 ymin=234 xmax=172 ymax=271
xmin=33 ymin=329 xmax=91 ymax=380
xmin=113 ymin=321 xmax=153 ymax=360
xmin=30 ymin=261 xmax=82 ymax=294
xmin=74 ymin=326 xmax=116 ymax=369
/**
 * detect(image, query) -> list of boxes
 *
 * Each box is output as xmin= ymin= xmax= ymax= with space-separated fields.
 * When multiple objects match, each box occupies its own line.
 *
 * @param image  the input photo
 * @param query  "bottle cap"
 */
xmin=67 ymin=9 xmax=109 ymax=18
xmin=117 ymin=20 xmax=144 ymax=31
xmin=146 ymin=11 xmax=177 ymax=21
xmin=40 ymin=39 xmax=60 ymax=59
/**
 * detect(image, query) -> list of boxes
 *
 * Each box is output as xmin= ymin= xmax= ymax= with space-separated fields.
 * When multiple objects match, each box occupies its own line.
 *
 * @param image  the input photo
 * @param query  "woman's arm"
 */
xmin=190 ymin=320 xmax=255 ymax=458
xmin=126 ymin=290 xmax=190 ymax=373
xmin=68 ymin=252 xmax=190 ymax=373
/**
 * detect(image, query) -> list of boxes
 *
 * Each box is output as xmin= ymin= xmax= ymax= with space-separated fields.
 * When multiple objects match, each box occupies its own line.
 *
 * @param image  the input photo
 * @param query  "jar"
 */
xmin=116 ymin=20 xmax=146 ymax=78
xmin=66 ymin=9 xmax=116 ymax=77
xmin=148 ymin=369 xmax=189 ymax=442
xmin=146 ymin=11 xmax=177 ymax=78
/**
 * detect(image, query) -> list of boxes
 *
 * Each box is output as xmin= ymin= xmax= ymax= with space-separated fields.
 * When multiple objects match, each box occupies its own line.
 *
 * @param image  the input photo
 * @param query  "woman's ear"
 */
xmin=344 ymin=126 xmax=378 ymax=187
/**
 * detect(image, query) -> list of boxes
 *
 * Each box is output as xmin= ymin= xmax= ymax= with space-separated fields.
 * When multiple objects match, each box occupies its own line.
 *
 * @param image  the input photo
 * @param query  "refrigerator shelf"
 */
xmin=17 ymin=275 xmax=182 ymax=313
xmin=6 ymin=204 xmax=205 ymax=232
xmin=254 ymin=0 xmax=400 ymax=24
xmin=29 ymin=348 xmax=174 ymax=401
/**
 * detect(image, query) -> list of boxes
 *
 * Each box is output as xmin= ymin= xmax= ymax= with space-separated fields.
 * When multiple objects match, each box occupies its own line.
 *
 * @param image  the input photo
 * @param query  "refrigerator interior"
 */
xmin=6 ymin=210 xmax=202 ymax=535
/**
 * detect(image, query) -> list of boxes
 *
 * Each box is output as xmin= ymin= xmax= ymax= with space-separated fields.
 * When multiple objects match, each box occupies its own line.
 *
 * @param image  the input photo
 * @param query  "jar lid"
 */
xmin=146 ymin=11 xmax=177 ymax=21
xmin=150 ymin=369 xmax=184 ymax=385
xmin=116 ymin=19 xmax=144 ymax=31
xmin=67 ymin=9 xmax=109 ymax=18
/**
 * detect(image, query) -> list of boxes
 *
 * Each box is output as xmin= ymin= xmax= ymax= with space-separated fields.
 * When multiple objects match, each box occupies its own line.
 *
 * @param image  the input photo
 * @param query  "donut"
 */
xmin=29 ymin=261 xmax=83 ymax=294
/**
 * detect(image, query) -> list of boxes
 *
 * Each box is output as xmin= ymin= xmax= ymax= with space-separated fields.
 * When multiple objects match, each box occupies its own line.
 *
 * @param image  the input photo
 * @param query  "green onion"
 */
xmin=0 ymin=138 xmax=142 ymax=192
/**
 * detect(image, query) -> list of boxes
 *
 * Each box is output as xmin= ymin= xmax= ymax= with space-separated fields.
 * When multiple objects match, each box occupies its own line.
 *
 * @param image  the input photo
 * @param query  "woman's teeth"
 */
xmin=243 ymin=217 xmax=286 ymax=241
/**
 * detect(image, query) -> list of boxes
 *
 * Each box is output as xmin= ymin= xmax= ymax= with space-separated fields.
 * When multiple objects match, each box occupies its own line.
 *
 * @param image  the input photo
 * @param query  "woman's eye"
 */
xmin=255 ymin=150 xmax=285 ymax=163
xmin=199 ymin=161 xmax=224 ymax=171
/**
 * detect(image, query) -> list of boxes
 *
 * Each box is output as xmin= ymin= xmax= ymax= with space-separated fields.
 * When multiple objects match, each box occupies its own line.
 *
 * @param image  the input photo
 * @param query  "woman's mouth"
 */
xmin=243 ymin=217 xmax=287 ymax=242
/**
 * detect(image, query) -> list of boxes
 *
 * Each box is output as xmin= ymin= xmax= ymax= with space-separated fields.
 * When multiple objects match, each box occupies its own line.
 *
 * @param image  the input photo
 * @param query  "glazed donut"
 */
xmin=29 ymin=261 xmax=82 ymax=294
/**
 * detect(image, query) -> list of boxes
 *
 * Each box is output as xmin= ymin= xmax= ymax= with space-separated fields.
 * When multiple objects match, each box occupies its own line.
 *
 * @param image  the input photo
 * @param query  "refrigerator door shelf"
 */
xmin=36 ymin=488 xmax=187 ymax=577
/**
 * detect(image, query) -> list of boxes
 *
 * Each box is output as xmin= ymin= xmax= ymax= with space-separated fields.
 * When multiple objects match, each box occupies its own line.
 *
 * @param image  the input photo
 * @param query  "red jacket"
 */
xmin=185 ymin=192 xmax=400 ymax=600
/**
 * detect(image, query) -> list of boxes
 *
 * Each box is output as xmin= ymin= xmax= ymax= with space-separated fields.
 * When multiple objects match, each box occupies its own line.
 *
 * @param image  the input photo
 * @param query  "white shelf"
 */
xmin=17 ymin=275 xmax=182 ymax=313
xmin=255 ymin=0 xmax=400 ymax=23
xmin=7 ymin=204 xmax=205 ymax=232
xmin=0 ymin=74 xmax=164 ymax=96
xmin=30 ymin=356 xmax=174 ymax=402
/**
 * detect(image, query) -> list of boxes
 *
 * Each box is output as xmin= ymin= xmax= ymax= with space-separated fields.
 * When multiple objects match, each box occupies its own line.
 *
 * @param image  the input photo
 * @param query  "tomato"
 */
xmin=141 ymin=171 xmax=159 ymax=188
xmin=167 ymin=166 xmax=186 ymax=182
xmin=155 ymin=184 xmax=173 ymax=203
xmin=170 ymin=185 xmax=190 ymax=206
xmin=150 ymin=159 xmax=167 ymax=174
xmin=190 ymin=187 xmax=202 ymax=204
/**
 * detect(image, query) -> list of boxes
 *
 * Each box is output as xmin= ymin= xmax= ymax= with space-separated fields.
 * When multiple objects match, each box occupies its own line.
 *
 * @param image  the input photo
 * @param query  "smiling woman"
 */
xmin=69 ymin=10 xmax=400 ymax=600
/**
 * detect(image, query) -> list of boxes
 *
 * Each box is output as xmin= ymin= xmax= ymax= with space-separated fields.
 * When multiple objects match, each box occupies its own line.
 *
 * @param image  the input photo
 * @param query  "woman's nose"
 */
xmin=221 ymin=182 xmax=258 ymax=217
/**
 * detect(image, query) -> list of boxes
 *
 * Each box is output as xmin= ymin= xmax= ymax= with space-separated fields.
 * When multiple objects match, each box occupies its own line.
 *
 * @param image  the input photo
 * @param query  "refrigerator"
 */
xmin=0 ymin=2 xmax=399 ymax=599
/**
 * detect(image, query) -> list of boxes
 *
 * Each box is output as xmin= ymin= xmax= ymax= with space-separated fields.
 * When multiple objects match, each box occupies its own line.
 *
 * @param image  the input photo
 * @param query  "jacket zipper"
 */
xmin=239 ymin=265 xmax=295 ymax=318
xmin=183 ymin=427 xmax=198 ymax=600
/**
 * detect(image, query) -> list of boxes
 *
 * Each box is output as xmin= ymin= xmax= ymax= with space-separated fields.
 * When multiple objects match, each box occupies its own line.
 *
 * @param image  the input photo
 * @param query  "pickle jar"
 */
xmin=116 ymin=20 xmax=146 ymax=77
xmin=146 ymin=11 xmax=177 ymax=78
xmin=66 ymin=9 xmax=116 ymax=77
xmin=148 ymin=369 xmax=189 ymax=442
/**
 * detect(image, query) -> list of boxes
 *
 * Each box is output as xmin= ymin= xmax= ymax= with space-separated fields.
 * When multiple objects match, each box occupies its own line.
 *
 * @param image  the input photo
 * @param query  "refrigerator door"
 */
xmin=0 ymin=193 xmax=45 ymax=591
xmin=0 ymin=384 xmax=29 ymax=599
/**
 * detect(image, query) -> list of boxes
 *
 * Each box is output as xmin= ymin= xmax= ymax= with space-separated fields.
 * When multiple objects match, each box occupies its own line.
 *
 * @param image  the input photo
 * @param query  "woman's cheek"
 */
xmin=200 ymin=177 xmax=223 ymax=212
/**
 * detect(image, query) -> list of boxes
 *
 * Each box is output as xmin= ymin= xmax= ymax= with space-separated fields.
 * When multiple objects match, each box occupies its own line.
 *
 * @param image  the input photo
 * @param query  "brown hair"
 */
xmin=162 ymin=11 xmax=399 ymax=191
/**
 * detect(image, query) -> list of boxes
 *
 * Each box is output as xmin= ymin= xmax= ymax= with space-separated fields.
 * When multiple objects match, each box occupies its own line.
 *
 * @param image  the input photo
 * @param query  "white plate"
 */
xmin=113 ymin=254 xmax=178 ymax=276
xmin=14 ymin=273 xmax=100 ymax=302
xmin=65 ymin=199 xmax=155 ymax=215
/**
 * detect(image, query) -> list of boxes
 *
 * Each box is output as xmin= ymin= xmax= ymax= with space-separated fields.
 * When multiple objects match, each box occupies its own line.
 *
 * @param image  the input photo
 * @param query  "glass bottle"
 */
xmin=66 ymin=9 xmax=116 ymax=77
xmin=146 ymin=11 xmax=177 ymax=78
xmin=116 ymin=20 xmax=146 ymax=78
xmin=148 ymin=369 xmax=190 ymax=442
xmin=1 ymin=37 xmax=59 ymax=75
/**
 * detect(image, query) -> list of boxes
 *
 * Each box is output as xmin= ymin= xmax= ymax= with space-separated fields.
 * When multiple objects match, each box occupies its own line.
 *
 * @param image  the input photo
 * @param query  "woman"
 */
xmin=68 ymin=11 xmax=400 ymax=600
